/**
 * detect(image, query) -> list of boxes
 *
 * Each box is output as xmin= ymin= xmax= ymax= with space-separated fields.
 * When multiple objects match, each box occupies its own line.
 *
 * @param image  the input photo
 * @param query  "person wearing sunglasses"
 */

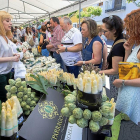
xmin=99 ymin=15 xmax=125 ymax=102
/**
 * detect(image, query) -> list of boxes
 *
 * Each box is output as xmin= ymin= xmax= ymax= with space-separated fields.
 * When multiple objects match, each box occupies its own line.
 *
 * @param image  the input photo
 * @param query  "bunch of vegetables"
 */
xmin=5 ymin=78 xmax=39 ymax=115
xmin=25 ymin=56 xmax=60 ymax=74
xmin=26 ymin=69 xmax=106 ymax=95
xmin=76 ymin=71 xmax=105 ymax=94
xmin=81 ymin=64 xmax=100 ymax=73
xmin=17 ymin=42 xmax=30 ymax=52
xmin=1 ymin=96 xmax=22 ymax=137
xmin=61 ymin=88 xmax=116 ymax=133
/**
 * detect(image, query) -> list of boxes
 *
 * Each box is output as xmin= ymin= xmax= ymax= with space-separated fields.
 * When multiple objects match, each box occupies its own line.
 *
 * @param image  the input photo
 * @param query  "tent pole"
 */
xmin=79 ymin=0 xmax=81 ymax=30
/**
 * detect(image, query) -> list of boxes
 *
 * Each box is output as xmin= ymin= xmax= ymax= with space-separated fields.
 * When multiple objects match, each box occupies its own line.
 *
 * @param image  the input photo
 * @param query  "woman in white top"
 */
xmin=0 ymin=11 xmax=20 ymax=102
xmin=24 ymin=27 xmax=33 ymax=44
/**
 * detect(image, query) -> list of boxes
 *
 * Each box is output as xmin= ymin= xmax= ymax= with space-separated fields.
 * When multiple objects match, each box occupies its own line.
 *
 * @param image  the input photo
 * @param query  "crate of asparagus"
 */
xmin=76 ymin=70 xmax=105 ymax=111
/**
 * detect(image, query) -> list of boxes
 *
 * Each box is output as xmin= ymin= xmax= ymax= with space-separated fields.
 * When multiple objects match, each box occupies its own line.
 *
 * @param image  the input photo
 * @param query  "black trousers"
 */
xmin=0 ymin=72 xmax=12 ymax=102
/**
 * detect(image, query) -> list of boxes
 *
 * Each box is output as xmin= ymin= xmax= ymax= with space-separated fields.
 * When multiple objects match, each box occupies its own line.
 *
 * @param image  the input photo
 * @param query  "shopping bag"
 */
xmin=14 ymin=62 xmax=26 ymax=79
xmin=118 ymin=62 xmax=140 ymax=79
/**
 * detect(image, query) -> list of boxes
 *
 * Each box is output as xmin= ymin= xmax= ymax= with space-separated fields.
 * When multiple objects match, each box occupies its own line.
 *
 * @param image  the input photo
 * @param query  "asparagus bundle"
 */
xmin=76 ymin=71 xmax=104 ymax=94
xmin=0 ymin=96 xmax=20 ymax=137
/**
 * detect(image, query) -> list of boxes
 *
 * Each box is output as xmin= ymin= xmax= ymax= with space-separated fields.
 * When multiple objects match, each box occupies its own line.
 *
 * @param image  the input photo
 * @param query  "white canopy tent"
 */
xmin=0 ymin=0 xmax=105 ymax=26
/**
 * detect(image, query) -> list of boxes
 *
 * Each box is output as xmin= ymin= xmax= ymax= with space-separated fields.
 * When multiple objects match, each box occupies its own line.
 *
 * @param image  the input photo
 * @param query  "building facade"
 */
xmin=93 ymin=0 xmax=139 ymax=25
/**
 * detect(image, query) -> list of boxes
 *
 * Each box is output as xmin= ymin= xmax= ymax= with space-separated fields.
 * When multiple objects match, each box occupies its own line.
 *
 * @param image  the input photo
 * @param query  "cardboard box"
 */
xmin=19 ymin=88 xmax=68 ymax=140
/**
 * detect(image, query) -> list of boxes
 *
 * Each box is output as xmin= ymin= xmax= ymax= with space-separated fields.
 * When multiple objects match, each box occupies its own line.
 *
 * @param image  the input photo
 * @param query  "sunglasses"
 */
xmin=102 ymin=30 xmax=109 ymax=34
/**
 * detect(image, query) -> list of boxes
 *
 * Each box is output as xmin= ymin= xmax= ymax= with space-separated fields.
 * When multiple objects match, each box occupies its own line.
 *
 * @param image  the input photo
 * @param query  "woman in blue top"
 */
xmin=75 ymin=19 xmax=103 ymax=69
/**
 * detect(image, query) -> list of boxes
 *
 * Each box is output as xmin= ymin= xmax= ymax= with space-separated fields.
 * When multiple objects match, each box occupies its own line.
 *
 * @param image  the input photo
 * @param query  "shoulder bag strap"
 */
xmin=110 ymin=39 xmax=126 ymax=52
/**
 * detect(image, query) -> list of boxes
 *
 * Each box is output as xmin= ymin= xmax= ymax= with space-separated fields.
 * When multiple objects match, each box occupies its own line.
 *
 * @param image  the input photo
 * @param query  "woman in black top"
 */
xmin=99 ymin=15 xmax=125 ymax=101
xmin=39 ymin=25 xmax=49 ymax=57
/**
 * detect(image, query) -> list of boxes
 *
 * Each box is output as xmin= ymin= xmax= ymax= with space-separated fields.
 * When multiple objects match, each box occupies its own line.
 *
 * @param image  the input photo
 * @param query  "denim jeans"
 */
xmin=42 ymin=49 xmax=49 ymax=57
xmin=53 ymin=52 xmax=64 ymax=70
xmin=66 ymin=66 xmax=80 ymax=78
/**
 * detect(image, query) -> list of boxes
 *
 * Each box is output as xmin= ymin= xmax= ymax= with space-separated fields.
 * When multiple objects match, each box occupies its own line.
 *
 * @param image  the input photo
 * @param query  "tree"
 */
xmin=76 ymin=6 xmax=102 ymax=19
xmin=127 ymin=0 xmax=140 ymax=7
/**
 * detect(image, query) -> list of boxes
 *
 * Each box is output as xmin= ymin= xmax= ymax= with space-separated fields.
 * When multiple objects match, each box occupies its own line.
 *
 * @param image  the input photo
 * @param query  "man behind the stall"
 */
xmin=57 ymin=17 xmax=82 ymax=78
xmin=46 ymin=17 xmax=64 ymax=69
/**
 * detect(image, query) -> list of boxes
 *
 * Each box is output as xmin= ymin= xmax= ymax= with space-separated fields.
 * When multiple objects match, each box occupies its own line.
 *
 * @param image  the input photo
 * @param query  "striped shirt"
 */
xmin=50 ymin=25 xmax=64 ymax=52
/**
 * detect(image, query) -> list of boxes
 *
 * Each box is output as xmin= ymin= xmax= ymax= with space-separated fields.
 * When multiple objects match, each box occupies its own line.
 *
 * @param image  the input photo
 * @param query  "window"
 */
xmin=99 ymin=2 xmax=103 ymax=6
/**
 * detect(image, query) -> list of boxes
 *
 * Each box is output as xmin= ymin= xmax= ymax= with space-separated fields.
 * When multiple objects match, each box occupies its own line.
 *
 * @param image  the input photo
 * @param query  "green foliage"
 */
xmin=126 ymin=0 xmax=140 ymax=7
xmin=68 ymin=11 xmax=77 ymax=18
xmin=127 ymin=0 xmax=136 ymax=3
xmin=76 ymin=6 xmax=102 ymax=19
xmin=26 ymin=74 xmax=52 ymax=94
xmin=86 ymin=6 xmax=102 ymax=16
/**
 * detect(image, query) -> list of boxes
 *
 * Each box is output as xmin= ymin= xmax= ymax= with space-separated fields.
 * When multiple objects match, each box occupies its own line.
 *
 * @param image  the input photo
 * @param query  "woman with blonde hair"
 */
xmin=0 ymin=11 xmax=20 ymax=102
xmin=113 ymin=9 xmax=140 ymax=125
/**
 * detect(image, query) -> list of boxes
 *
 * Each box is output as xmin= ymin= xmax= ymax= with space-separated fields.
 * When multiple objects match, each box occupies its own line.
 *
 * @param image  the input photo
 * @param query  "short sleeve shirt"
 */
xmin=60 ymin=27 xmax=82 ymax=66
xmin=107 ymin=33 xmax=125 ymax=69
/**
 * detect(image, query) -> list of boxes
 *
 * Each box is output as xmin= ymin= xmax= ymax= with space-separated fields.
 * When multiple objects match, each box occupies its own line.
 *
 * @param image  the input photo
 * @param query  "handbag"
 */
xmin=37 ymin=46 xmax=42 ymax=53
xmin=29 ymin=38 xmax=35 ymax=47
xmin=119 ymin=62 xmax=140 ymax=79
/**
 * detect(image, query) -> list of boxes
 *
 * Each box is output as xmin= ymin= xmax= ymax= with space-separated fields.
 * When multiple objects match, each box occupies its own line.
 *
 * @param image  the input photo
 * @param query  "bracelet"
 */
xmin=83 ymin=61 xmax=85 ymax=65
xmin=122 ymin=80 xmax=125 ymax=86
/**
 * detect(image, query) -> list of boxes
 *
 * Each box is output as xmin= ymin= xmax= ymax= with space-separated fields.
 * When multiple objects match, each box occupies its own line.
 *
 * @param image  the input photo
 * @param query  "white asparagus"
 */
xmin=102 ymin=73 xmax=106 ymax=86
xmin=108 ymin=103 xmax=116 ymax=125
xmin=11 ymin=96 xmax=23 ymax=117
xmin=102 ymin=87 xmax=106 ymax=95
xmin=98 ymin=77 xmax=103 ymax=92
xmin=84 ymin=77 xmax=91 ymax=93
xmin=1 ymin=109 xmax=6 ymax=136
xmin=92 ymin=80 xmax=98 ymax=94
xmin=84 ymin=70 xmax=90 ymax=75
xmin=12 ymin=105 xmax=18 ymax=133
xmin=6 ymin=113 xmax=13 ymax=137
xmin=91 ymin=70 xmax=96 ymax=75
xmin=78 ymin=78 xmax=83 ymax=91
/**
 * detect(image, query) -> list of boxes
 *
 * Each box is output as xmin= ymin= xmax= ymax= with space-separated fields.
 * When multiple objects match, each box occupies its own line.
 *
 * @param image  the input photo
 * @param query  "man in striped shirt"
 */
xmin=46 ymin=17 xmax=64 ymax=69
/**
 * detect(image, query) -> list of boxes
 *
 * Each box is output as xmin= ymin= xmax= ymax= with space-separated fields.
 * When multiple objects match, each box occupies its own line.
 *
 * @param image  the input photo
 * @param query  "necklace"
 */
xmin=87 ymin=38 xmax=92 ymax=45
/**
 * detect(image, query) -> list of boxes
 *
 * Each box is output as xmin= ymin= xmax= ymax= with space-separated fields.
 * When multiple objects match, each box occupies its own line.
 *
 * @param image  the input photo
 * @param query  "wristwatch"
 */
xmin=83 ymin=61 xmax=85 ymax=65
xmin=122 ymin=80 xmax=125 ymax=86
xmin=65 ymin=47 xmax=67 ymax=52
